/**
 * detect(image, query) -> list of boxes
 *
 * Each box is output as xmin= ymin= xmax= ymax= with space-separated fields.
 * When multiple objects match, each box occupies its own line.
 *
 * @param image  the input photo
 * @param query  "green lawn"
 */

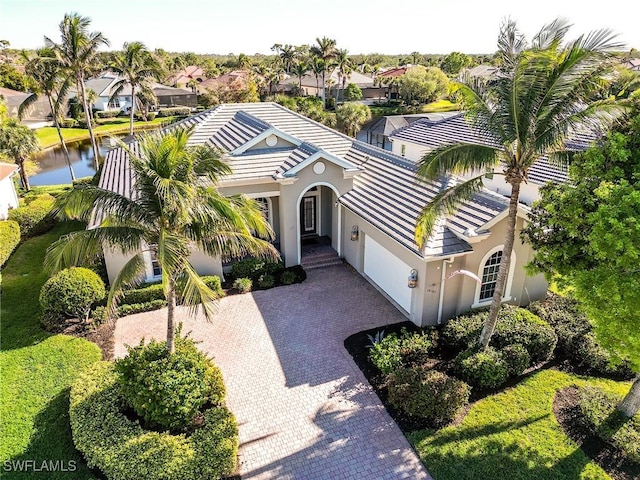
xmin=409 ymin=369 xmax=631 ymax=480
xmin=0 ymin=222 xmax=101 ymax=479
xmin=35 ymin=116 xmax=177 ymax=149
xmin=369 ymin=99 xmax=459 ymax=117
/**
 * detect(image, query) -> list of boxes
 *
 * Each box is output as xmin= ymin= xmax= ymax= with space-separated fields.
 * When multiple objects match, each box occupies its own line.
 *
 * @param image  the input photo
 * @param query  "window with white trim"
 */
xmin=150 ymin=248 xmax=162 ymax=277
xmin=479 ymin=250 xmax=502 ymax=301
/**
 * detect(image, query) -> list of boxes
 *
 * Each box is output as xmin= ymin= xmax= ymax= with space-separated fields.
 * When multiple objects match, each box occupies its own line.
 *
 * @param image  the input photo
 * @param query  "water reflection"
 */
xmin=30 ymin=135 xmax=125 ymax=186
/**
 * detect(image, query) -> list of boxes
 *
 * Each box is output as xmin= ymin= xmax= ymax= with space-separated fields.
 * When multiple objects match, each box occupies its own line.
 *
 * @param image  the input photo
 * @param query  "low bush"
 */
xmin=442 ymin=306 xmax=557 ymax=365
xmin=454 ymin=347 xmax=509 ymax=390
xmin=0 ymin=220 xmax=20 ymax=266
xmin=566 ymin=333 xmax=634 ymax=379
xmin=258 ymin=273 xmax=275 ymax=289
xmin=70 ymin=362 xmax=237 ymax=480
xmin=61 ymin=118 xmax=78 ymax=128
xmin=500 ymin=344 xmax=530 ymax=376
xmin=529 ymin=295 xmax=592 ymax=354
xmin=280 ymin=270 xmax=298 ymax=285
xmin=387 ymin=366 xmax=470 ymax=423
xmin=91 ymin=305 xmax=109 ymax=325
xmin=77 ymin=119 xmax=96 ymax=129
xmin=121 ymin=283 xmax=165 ymax=304
xmin=200 ymin=275 xmax=225 ymax=297
xmin=39 ymin=267 xmax=106 ymax=329
xmin=118 ymin=299 xmax=167 ymax=317
xmin=579 ymin=387 xmax=640 ymax=463
xmin=158 ymin=107 xmax=191 ymax=117
xmin=233 ymin=277 xmax=252 ymax=293
xmin=72 ymin=176 xmax=93 ymax=187
xmin=95 ymin=109 xmax=120 ymax=119
xmin=115 ymin=337 xmax=226 ymax=431
xmin=8 ymin=193 xmax=56 ymax=237
xmin=369 ymin=328 xmax=433 ymax=374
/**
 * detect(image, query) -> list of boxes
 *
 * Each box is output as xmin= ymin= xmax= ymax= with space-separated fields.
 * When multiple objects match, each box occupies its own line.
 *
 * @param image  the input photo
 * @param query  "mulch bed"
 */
xmin=553 ymin=387 xmax=640 ymax=480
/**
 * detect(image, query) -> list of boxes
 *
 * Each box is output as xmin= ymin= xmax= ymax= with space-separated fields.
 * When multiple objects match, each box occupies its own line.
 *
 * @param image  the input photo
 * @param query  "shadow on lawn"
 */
xmin=5 ymin=389 xmax=99 ymax=480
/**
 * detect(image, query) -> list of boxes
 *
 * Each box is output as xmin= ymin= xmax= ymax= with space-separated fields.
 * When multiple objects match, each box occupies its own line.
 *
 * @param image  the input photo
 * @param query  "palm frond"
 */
xmin=531 ymin=18 xmax=571 ymax=50
xmin=417 ymin=143 xmax=499 ymax=181
xmin=415 ymin=176 xmax=486 ymax=248
xmin=195 ymin=230 xmax=280 ymax=263
xmin=178 ymin=263 xmax=220 ymax=321
xmin=105 ymin=252 xmax=147 ymax=318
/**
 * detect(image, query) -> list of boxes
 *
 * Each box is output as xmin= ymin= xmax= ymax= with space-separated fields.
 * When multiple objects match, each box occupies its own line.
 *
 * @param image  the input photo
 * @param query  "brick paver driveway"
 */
xmin=114 ymin=265 xmax=432 ymax=480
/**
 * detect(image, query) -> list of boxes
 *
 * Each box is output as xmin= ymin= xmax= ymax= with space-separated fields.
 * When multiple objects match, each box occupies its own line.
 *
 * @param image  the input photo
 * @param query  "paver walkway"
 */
xmin=114 ymin=265 xmax=432 ymax=480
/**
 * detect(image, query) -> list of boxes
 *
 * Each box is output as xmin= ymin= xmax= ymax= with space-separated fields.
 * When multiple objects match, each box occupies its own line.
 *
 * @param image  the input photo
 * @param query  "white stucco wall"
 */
xmin=0 ymin=175 xmax=19 ymax=220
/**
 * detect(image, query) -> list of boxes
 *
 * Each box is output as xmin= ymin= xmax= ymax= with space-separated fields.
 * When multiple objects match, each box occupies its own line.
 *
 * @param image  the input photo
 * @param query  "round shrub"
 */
xmin=280 ymin=270 xmax=298 ymax=285
xmin=70 ymin=362 xmax=238 ymax=480
xmin=454 ymin=347 xmax=509 ymax=390
xmin=369 ymin=329 xmax=433 ymax=374
xmin=387 ymin=366 xmax=470 ymax=423
xmin=39 ymin=267 xmax=106 ymax=329
xmin=500 ymin=344 xmax=530 ymax=376
xmin=115 ymin=337 xmax=225 ymax=432
xmin=233 ymin=277 xmax=252 ymax=293
xmin=200 ymin=275 xmax=224 ymax=298
xmin=566 ymin=333 xmax=634 ymax=378
xmin=440 ymin=312 xmax=484 ymax=352
xmin=258 ymin=273 xmax=275 ymax=289
xmin=8 ymin=193 xmax=56 ymax=237
xmin=0 ymin=220 xmax=20 ymax=267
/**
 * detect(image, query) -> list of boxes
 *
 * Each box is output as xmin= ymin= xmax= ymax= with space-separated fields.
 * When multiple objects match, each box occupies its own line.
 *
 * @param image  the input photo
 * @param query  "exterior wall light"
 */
xmin=408 ymin=269 xmax=418 ymax=288
xmin=350 ymin=225 xmax=359 ymax=241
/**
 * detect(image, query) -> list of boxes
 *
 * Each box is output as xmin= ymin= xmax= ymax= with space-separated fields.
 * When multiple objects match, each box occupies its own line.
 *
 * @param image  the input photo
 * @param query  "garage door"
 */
xmin=364 ymin=235 xmax=412 ymax=312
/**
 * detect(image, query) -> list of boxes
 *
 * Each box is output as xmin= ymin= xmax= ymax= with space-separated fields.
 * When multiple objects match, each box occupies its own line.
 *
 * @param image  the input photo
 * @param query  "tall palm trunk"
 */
xmin=166 ymin=281 xmax=177 ymax=354
xmin=315 ymin=74 xmax=320 ymax=96
xmin=47 ymin=95 xmax=75 ymax=181
xmin=129 ymin=85 xmax=135 ymax=135
xmin=618 ymin=376 xmax=640 ymax=417
xmin=17 ymin=158 xmax=30 ymax=191
xmin=321 ymin=71 xmax=326 ymax=103
xmin=478 ymin=180 xmax=521 ymax=349
xmin=78 ymin=75 xmax=100 ymax=164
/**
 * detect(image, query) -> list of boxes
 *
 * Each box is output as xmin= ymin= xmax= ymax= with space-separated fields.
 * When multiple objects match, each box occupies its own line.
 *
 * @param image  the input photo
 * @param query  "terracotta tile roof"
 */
xmin=0 ymin=162 xmax=18 ymax=181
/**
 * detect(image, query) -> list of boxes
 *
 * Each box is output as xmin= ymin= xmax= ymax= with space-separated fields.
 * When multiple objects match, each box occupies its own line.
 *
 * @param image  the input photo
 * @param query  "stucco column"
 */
xmin=278 ymin=186 xmax=299 ymax=267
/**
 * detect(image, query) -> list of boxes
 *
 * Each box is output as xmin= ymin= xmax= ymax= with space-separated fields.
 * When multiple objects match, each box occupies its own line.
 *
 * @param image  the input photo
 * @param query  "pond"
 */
xmin=30 ymin=135 xmax=126 ymax=186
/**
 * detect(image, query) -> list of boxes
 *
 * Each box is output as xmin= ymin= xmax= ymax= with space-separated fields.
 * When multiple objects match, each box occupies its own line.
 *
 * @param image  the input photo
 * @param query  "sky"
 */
xmin=1 ymin=0 xmax=639 ymax=55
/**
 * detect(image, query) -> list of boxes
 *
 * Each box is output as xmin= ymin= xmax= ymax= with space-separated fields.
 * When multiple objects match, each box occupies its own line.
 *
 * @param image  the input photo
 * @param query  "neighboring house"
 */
xmin=169 ymin=65 xmax=207 ymax=88
xmin=77 ymin=74 xmax=197 ymax=112
xmin=363 ymin=112 xmax=459 ymax=151
xmin=0 ymin=86 xmax=52 ymax=126
xmin=389 ymin=112 xmax=594 ymax=205
xmin=280 ymin=69 xmax=383 ymax=100
xmin=198 ymin=70 xmax=253 ymax=93
xmin=376 ymin=66 xmax=410 ymax=99
xmin=97 ymin=103 xmax=549 ymax=327
xmin=622 ymin=58 xmax=640 ymax=72
xmin=0 ymin=162 xmax=19 ymax=220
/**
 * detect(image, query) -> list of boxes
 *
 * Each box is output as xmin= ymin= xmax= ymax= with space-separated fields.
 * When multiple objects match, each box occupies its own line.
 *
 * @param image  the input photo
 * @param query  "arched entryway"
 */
xmin=295 ymin=182 xmax=342 ymax=265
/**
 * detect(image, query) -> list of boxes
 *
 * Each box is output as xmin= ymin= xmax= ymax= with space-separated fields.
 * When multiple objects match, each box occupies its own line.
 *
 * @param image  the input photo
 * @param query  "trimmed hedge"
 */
xmin=116 ymin=338 xmax=226 ymax=431
xmin=369 ymin=328 xmax=433 ymax=374
xmin=121 ymin=283 xmax=165 ymax=305
xmin=8 ymin=194 xmax=56 ymax=237
xmin=500 ymin=344 xmax=530 ymax=377
xmin=280 ymin=270 xmax=297 ymax=285
xmin=70 ymin=362 xmax=238 ymax=480
xmin=118 ymin=299 xmax=167 ymax=317
xmin=39 ymin=267 xmax=106 ymax=329
xmin=0 ymin=220 xmax=20 ymax=266
xmin=454 ymin=347 xmax=509 ymax=390
xmin=387 ymin=366 xmax=470 ymax=423
xmin=158 ymin=107 xmax=191 ymax=117
xmin=579 ymin=387 xmax=640 ymax=463
xmin=95 ymin=109 xmax=120 ymax=119
xmin=442 ymin=306 xmax=557 ymax=365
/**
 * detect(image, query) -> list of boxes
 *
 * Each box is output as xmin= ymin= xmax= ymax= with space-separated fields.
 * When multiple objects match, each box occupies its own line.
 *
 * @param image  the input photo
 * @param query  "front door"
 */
xmin=300 ymin=196 xmax=317 ymax=236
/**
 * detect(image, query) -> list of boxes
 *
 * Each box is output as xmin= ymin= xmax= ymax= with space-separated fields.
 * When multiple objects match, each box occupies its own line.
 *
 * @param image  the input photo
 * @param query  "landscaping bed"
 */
xmin=554 ymin=387 xmax=640 ymax=480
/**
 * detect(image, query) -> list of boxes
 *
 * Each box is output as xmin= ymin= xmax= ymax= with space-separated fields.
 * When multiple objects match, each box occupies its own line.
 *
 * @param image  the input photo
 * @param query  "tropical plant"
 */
xmin=110 ymin=41 xmax=162 ymax=135
xmin=310 ymin=37 xmax=337 ymax=102
xmin=397 ymin=66 xmax=449 ymax=104
xmin=414 ymin=18 xmax=624 ymax=351
xmin=292 ymin=60 xmax=309 ymax=92
xmin=0 ymin=117 xmax=40 ymax=190
xmin=45 ymin=13 xmax=109 ymax=162
xmin=335 ymin=48 xmax=352 ymax=102
xmin=310 ymin=57 xmax=325 ymax=96
xmin=271 ymin=44 xmax=297 ymax=74
xmin=44 ymin=128 xmax=278 ymax=353
xmin=336 ymin=103 xmax=371 ymax=137
xmin=21 ymin=47 xmax=75 ymax=180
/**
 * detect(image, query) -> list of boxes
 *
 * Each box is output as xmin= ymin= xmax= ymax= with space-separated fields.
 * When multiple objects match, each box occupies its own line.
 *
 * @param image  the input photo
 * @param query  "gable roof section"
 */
xmin=390 ymin=113 xmax=596 ymax=185
xmin=0 ymin=162 xmax=18 ymax=182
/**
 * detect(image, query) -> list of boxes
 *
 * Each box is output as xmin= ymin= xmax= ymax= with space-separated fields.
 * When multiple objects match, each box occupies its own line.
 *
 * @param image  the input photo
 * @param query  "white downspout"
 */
xmin=437 ymin=257 xmax=455 ymax=325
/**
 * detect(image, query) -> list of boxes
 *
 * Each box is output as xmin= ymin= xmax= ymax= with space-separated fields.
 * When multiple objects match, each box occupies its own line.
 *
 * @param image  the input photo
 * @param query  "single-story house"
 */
xmin=97 ymin=102 xmax=550 ymax=327
xmin=0 ymin=86 xmax=52 ymax=125
xmin=0 ymin=162 xmax=19 ymax=220
xmin=169 ymin=65 xmax=207 ymax=88
xmin=389 ymin=112 xmax=594 ymax=205
xmin=622 ymin=58 xmax=640 ymax=73
xmin=78 ymin=74 xmax=197 ymax=112
xmin=281 ymin=69 xmax=384 ymax=100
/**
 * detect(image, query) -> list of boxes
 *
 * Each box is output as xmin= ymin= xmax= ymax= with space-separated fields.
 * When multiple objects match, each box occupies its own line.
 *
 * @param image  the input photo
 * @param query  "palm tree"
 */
xmin=0 ymin=118 xmax=40 ymax=191
xmin=44 ymin=128 xmax=278 ymax=353
xmin=335 ymin=49 xmax=352 ymax=103
xmin=414 ymin=19 xmax=624 ymax=350
xmin=336 ymin=103 xmax=371 ymax=137
xmin=21 ymin=47 xmax=75 ymax=181
xmin=310 ymin=37 xmax=337 ymax=103
xmin=85 ymin=88 xmax=97 ymax=121
xmin=292 ymin=60 xmax=309 ymax=94
xmin=272 ymin=44 xmax=296 ymax=74
xmin=45 ymin=13 xmax=109 ymax=163
xmin=110 ymin=41 xmax=162 ymax=135
xmin=310 ymin=57 xmax=325 ymax=97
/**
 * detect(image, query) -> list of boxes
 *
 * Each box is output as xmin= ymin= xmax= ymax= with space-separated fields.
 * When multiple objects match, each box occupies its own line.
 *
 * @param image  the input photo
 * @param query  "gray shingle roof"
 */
xmin=390 ymin=113 xmax=596 ymax=185
xmin=98 ymin=103 xmax=511 ymax=257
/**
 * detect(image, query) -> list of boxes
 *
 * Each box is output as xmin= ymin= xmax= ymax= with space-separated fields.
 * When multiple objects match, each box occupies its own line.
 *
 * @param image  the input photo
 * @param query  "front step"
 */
xmin=303 ymin=258 xmax=343 ymax=270
xmin=301 ymin=248 xmax=342 ymax=270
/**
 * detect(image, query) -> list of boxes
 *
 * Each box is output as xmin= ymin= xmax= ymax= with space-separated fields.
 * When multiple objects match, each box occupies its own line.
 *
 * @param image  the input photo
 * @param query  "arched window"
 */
xmin=479 ymin=250 xmax=502 ymax=301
